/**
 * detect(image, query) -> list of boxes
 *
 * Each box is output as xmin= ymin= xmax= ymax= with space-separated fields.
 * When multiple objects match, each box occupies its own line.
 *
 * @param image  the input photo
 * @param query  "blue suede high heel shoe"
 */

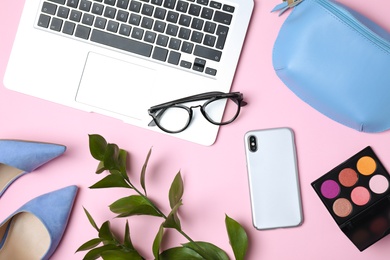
xmin=0 ymin=140 xmax=66 ymax=197
xmin=0 ymin=185 xmax=78 ymax=259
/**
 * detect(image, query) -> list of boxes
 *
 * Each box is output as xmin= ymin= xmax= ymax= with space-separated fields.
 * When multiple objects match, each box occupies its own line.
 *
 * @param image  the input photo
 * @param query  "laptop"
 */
xmin=4 ymin=0 xmax=253 ymax=146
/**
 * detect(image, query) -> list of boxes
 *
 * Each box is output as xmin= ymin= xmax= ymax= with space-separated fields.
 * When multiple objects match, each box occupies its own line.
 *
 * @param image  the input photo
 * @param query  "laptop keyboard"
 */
xmin=37 ymin=0 xmax=236 ymax=76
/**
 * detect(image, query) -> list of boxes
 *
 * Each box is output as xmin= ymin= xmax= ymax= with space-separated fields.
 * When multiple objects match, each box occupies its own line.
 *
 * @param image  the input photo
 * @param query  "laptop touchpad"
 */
xmin=76 ymin=52 xmax=156 ymax=120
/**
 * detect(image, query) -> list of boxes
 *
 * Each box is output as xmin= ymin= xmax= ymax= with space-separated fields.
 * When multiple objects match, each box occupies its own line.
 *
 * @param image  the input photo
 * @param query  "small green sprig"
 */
xmin=76 ymin=134 xmax=249 ymax=260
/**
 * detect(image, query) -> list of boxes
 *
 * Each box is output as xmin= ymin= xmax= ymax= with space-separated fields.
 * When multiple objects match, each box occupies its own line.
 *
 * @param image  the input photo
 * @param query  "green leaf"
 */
xmin=104 ymin=143 xmax=121 ymax=171
xmin=89 ymin=134 xmax=107 ymax=161
xmin=140 ymin=148 xmax=152 ymax=195
xmin=118 ymin=149 xmax=129 ymax=180
xmin=101 ymin=249 xmax=144 ymax=260
xmin=168 ymin=172 xmax=184 ymax=209
xmin=89 ymin=174 xmax=131 ymax=189
xmin=83 ymin=244 xmax=118 ymax=260
xmin=99 ymin=221 xmax=115 ymax=241
xmin=109 ymin=195 xmax=161 ymax=218
xmin=96 ymin=161 xmax=106 ymax=174
xmin=83 ymin=207 xmax=99 ymax=232
xmin=152 ymin=224 xmax=164 ymax=259
xmin=183 ymin=242 xmax=229 ymax=260
xmin=159 ymin=247 xmax=204 ymax=260
xmin=163 ymin=200 xmax=182 ymax=230
xmin=225 ymin=215 xmax=248 ymax=260
xmin=76 ymin=238 xmax=103 ymax=252
xmin=124 ymin=220 xmax=135 ymax=250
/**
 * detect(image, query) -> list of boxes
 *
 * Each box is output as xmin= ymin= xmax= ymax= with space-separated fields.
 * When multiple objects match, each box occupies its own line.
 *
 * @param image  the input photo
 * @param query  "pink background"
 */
xmin=2 ymin=0 xmax=390 ymax=259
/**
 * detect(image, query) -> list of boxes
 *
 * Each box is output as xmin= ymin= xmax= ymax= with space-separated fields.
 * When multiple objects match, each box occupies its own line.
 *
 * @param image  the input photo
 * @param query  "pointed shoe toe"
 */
xmin=0 ymin=185 xmax=78 ymax=260
xmin=0 ymin=140 xmax=66 ymax=197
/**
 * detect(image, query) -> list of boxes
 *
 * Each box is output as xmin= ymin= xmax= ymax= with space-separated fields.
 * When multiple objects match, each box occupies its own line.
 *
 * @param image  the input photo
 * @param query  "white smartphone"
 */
xmin=244 ymin=127 xmax=303 ymax=230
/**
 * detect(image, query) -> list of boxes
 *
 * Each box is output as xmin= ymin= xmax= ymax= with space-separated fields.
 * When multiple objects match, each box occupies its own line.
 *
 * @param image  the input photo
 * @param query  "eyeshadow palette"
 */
xmin=312 ymin=146 xmax=390 ymax=251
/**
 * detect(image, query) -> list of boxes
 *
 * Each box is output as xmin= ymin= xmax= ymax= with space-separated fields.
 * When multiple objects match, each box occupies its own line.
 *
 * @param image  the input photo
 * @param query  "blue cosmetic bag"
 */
xmin=272 ymin=0 xmax=390 ymax=132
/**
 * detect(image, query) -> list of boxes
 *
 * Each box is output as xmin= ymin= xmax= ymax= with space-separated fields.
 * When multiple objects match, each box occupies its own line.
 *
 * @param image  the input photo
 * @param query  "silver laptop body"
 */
xmin=4 ymin=0 xmax=253 ymax=145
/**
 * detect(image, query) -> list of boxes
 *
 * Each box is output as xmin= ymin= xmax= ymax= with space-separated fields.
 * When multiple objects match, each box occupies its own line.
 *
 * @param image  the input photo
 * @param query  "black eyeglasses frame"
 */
xmin=148 ymin=91 xmax=247 ymax=134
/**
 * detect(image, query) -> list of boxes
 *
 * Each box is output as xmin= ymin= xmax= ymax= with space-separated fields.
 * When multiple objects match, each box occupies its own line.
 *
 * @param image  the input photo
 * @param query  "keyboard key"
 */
xmin=116 ymin=10 xmax=129 ymax=22
xmin=50 ymin=17 xmax=63 ymax=31
xmin=156 ymin=34 xmax=169 ymax=46
xmin=194 ymin=45 xmax=221 ymax=61
xmin=222 ymin=4 xmax=234 ymax=13
xmin=129 ymin=0 xmax=142 ymax=12
xmin=80 ymin=0 xmax=92 ymax=11
xmin=205 ymin=67 xmax=217 ymax=76
xmin=180 ymin=60 xmax=191 ymax=69
xmin=214 ymin=10 xmax=232 ymax=25
xmin=215 ymin=24 xmax=228 ymax=49
xmin=168 ymin=51 xmax=180 ymax=65
xmin=188 ymin=4 xmax=201 ymax=16
xmin=151 ymin=0 xmax=163 ymax=5
xmin=131 ymin=27 xmax=144 ymax=39
xmin=176 ymin=1 xmax=188 ymax=12
xmin=166 ymin=11 xmax=178 ymax=23
xmin=67 ymin=0 xmax=79 ymax=8
xmin=142 ymin=4 xmax=154 ymax=16
xmin=168 ymin=38 xmax=181 ymax=50
xmin=82 ymin=13 xmax=95 ymax=25
xmin=91 ymin=29 xmax=153 ymax=57
xmin=104 ymin=6 xmax=117 ymax=18
xmin=204 ymin=21 xmax=216 ymax=33
xmin=48 ymin=0 xmax=65 ymax=4
xmin=178 ymin=27 xmax=190 ymax=40
xmin=190 ymin=31 xmax=203 ymax=43
xmin=117 ymin=0 xmax=129 ymax=9
xmin=141 ymin=17 xmax=154 ymax=29
xmin=144 ymin=31 xmax=156 ymax=43
xmin=119 ymin=23 xmax=132 ymax=35
xmin=210 ymin=1 xmax=221 ymax=9
xmin=129 ymin=13 xmax=141 ymax=25
xmin=197 ymin=0 xmax=208 ymax=5
xmin=178 ymin=14 xmax=191 ymax=27
xmin=94 ymin=17 xmax=107 ymax=28
xmin=163 ymin=0 xmax=176 ymax=9
xmin=75 ymin=24 xmax=91 ymax=39
xmin=63 ymin=21 xmax=76 ymax=35
xmin=191 ymin=18 xmax=203 ymax=30
xmin=70 ymin=10 xmax=82 ymax=22
xmin=42 ymin=2 xmax=57 ymax=15
xmin=203 ymin=34 xmax=216 ymax=47
xmin=91 ymin=3 xmax=104 ymax=15
xmin=201 ymin=7 xmax=213 ymax=20
xmin=154 ymin=7 xmax=166 ymax=19
xmin=38 ymin=14 xmax=51 ymax=28
xmin=57 ymin=6 xmax=70 ymax=18
xmin=152 ymin=46 xmax=168 ymax=61
xmin=153 ymin=20 xmax=166 ymax=32
xmin=181 ymin=41 xmax=193 ymax=53
xmin=104 ymin=0 xmax=116 ymax=5
xmin=166 ymin=24 xmax=178 ymax=36
xmin=107 ymin=20 xmax=119 ymax=32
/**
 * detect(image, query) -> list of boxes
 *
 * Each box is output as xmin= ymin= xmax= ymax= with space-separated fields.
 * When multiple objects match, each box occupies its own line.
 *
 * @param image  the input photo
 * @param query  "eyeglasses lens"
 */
xmin=204 ymin=97 xmax=240 ymax=124
xmin=155 ymin=106 xmax=190 ymax=133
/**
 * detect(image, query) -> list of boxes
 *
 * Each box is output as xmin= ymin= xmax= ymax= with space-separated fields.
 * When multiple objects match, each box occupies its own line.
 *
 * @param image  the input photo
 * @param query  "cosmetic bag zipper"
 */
xmin=272 ymin=0 xmax=390 ymax=53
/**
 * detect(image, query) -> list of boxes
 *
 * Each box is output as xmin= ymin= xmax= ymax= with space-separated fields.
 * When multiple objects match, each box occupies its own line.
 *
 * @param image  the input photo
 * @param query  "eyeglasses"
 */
xmin=148 ymin=91 xmax=247 ymax=133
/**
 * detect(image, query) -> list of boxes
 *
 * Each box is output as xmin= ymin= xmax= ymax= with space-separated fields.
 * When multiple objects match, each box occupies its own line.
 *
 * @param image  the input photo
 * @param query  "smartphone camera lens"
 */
xmin=248 ymin=135 xmax=257 ymax=152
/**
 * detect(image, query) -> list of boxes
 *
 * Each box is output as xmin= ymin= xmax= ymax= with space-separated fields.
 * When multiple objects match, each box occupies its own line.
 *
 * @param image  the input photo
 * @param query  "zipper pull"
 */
xmin=271 ymin=0 xmax=304 ymax=16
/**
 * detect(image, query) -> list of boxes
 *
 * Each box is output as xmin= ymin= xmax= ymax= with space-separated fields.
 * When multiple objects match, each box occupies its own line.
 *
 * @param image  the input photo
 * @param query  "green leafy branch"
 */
xmin=77 ymin=134 xmax=249 ymax=260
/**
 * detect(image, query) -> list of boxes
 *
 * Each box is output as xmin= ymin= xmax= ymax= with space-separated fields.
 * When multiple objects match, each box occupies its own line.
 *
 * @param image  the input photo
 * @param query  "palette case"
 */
xmin=312 ymin=146 xmax=390 ymax=251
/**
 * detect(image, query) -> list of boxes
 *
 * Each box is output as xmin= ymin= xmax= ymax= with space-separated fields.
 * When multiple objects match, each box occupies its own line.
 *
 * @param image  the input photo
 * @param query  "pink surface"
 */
xmin=2 ymin=0 xmax=390 ymax=259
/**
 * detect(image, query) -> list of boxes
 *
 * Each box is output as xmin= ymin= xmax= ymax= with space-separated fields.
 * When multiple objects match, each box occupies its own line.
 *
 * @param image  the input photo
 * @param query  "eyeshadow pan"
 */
xmin=351 ymin=186 xmax=370 ymax=206
xmin=369 ymin=175 xmax=389 ymax=194
xmin=321 ymin=180 xmax=340 ymax=199
xmin=357 ymin=156 xmax=376 ymax=176
xmin=333 ymin=198 xmax=352 ymax=217
xmin=339 ymin=168 xmax=358 ymax=187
